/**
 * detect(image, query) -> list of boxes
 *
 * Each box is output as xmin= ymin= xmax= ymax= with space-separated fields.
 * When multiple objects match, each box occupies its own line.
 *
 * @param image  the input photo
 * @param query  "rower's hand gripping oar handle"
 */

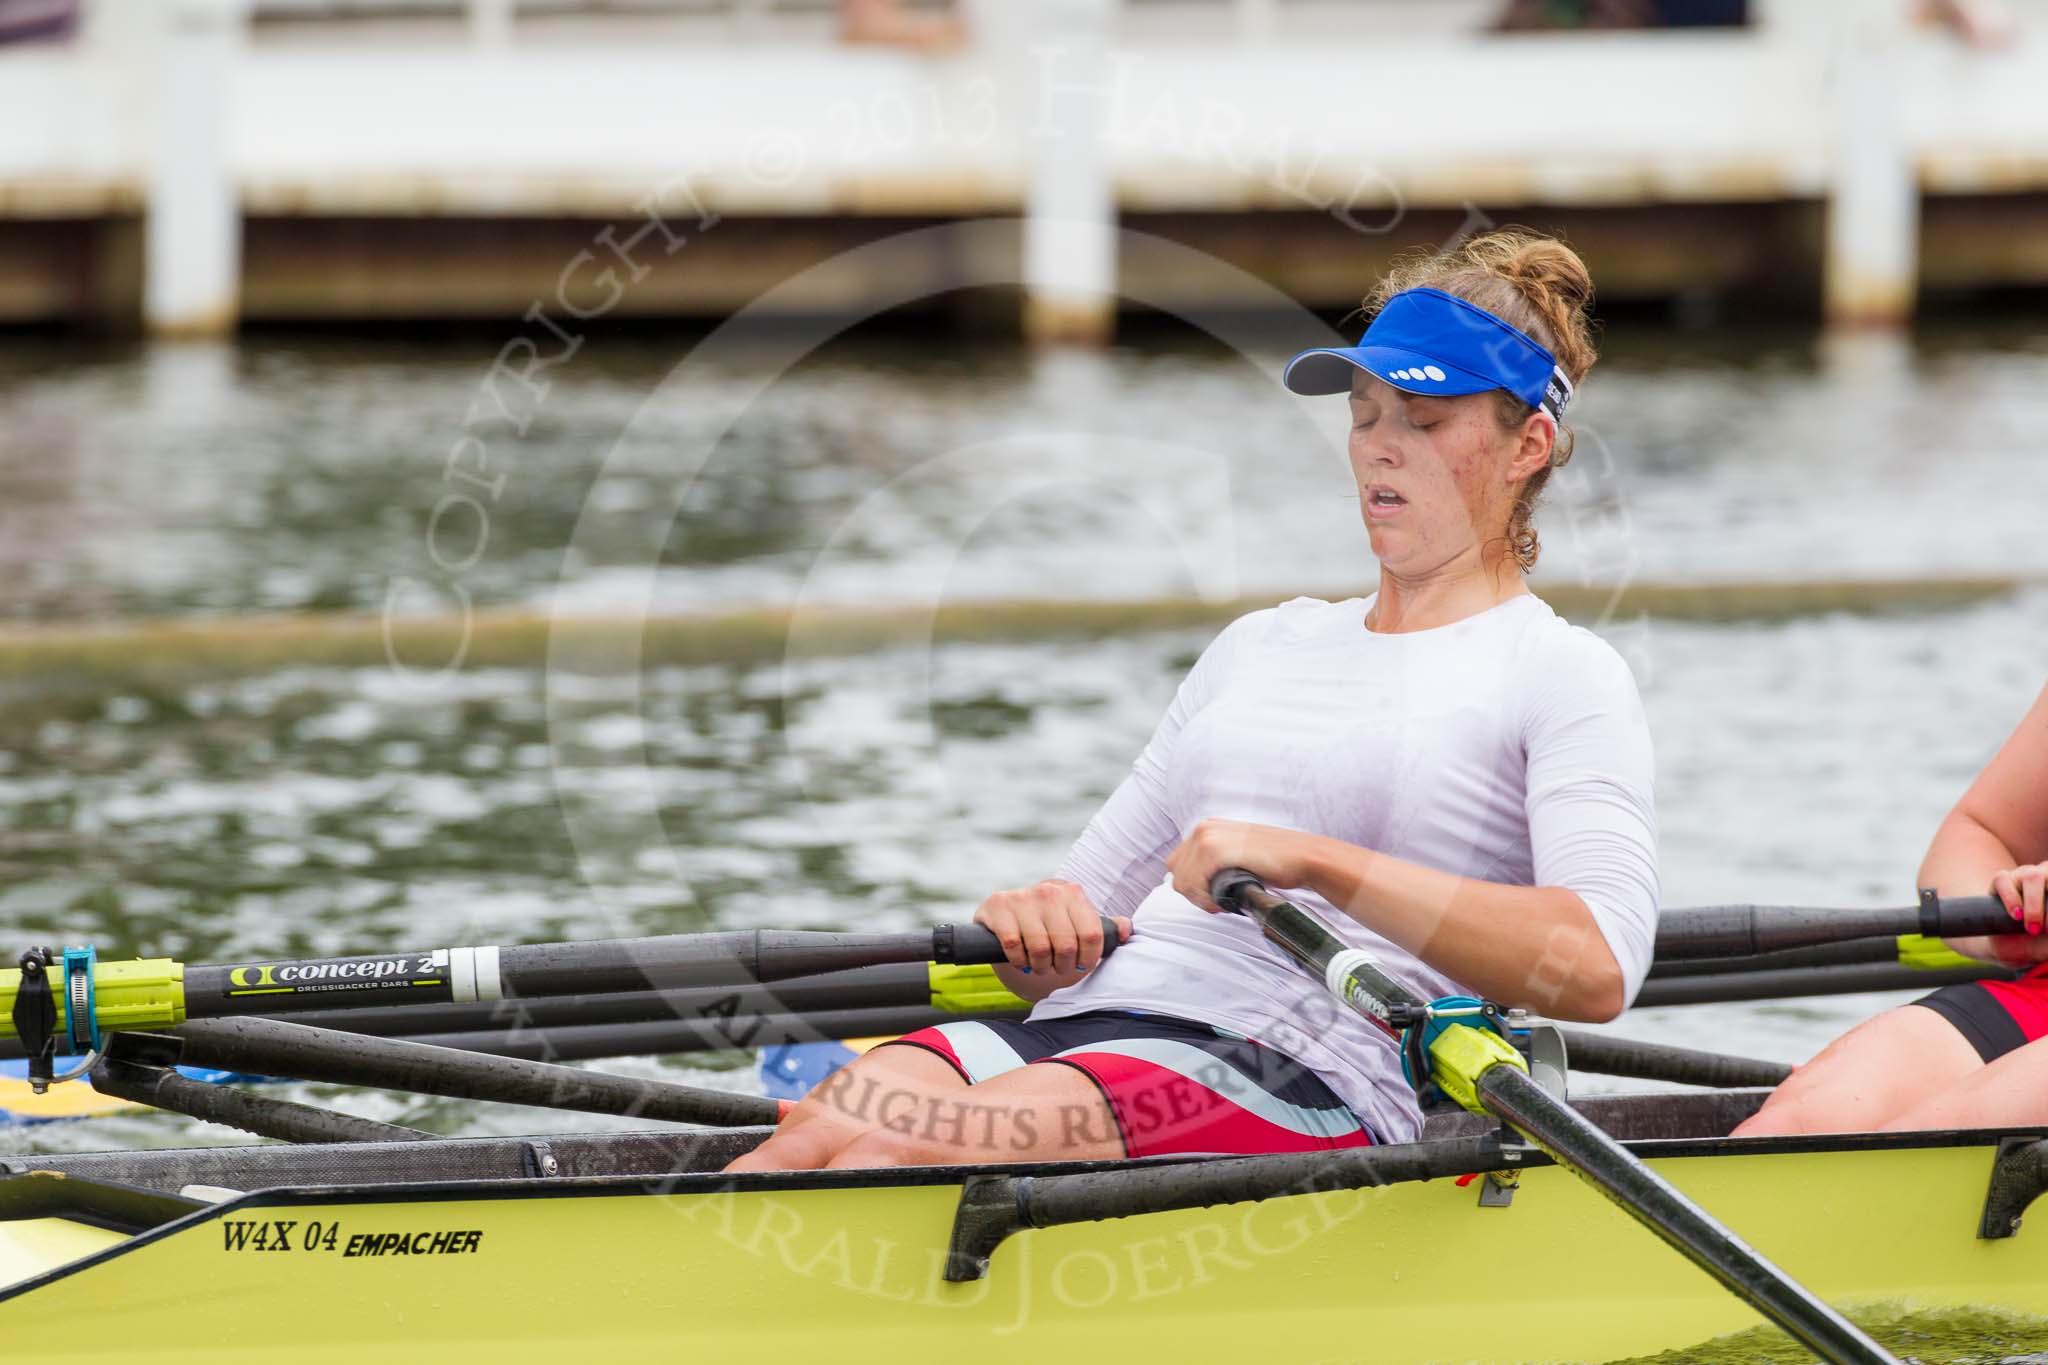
xmin=934 ymin=916 xmax=1128 ymax=969
xmin=1209 ymin=869 xmax=1267 ymax=915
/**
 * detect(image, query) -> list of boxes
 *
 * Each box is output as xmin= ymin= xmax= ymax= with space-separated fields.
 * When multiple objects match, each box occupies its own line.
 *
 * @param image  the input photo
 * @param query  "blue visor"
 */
xmin=1282 ymin=287 xmax=1573 ymax=421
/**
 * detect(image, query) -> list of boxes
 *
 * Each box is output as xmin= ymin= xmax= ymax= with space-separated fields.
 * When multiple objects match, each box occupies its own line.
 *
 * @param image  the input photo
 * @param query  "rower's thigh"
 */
xmin=1733 ymin=1003 xmax=1982 ymax=1137
xmin=826 ymin=1061 xmax=1122 ymax=1168
xmin=725 ymin=1043 xmax=970 ymax=1171
xmin=1880 ymin=1034 xmax=2048 ymax=1131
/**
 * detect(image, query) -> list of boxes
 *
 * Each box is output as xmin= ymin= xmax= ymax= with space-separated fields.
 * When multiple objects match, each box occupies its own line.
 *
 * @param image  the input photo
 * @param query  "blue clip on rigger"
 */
xmin=59 ymin=944 xmax=99 ymax=1054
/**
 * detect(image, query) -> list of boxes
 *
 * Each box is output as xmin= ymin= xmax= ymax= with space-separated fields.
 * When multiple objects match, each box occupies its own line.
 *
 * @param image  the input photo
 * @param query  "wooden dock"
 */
xmin=4 ymin=0 xmax=2048 ymax=335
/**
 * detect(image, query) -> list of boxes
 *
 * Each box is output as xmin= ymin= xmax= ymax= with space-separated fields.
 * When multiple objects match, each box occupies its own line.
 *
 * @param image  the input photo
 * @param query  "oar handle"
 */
xmin=935 ymin=917 xmax=1128 ymax=967
xmin=1210 ymin=869 xmax=1334 ymax=970
xmin=1210 ymin=869 xmax=1274 ymax=914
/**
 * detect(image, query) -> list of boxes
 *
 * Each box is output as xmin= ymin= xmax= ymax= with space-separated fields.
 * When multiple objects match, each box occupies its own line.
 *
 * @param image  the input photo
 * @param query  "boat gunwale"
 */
xmin=2 ymin=1116 xmax=2041 ymax=1311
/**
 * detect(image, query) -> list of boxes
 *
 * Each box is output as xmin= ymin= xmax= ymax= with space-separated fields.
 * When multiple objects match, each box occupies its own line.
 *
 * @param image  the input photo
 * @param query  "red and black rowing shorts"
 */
xmin=1914 ymin=963 xmax=2048 ymax=1063
xmin=882 ymin=1009 xmax=1374 ymax=1158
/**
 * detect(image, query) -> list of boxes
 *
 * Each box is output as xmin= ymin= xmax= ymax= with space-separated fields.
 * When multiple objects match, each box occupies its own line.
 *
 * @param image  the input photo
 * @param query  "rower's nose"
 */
xmin=1352 ymin=425 xmax=1403 ymax=472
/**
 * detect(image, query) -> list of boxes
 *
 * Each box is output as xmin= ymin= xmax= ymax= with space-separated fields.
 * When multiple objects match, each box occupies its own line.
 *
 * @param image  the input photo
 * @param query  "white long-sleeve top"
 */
xmin=1034 ymin=592 xmax=1660 ymax=1143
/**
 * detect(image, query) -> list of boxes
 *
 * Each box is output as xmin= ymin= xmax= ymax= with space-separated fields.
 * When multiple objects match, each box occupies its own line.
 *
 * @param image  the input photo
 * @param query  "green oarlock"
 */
xmin=1895 ymin=933 xmax=1986 ymax=972
xmin=0 ymin=958 xmax=184 ymax=1042
xmin=926 ymin=963 xmax=1028 ymax=1014
xmin=1425 ymin=1020 xmax=1529 ymax=1115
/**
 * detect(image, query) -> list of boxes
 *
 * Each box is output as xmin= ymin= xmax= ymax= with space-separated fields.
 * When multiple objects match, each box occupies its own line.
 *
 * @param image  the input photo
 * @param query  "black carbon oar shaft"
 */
xmin=1210 ymin=870 xmax=1895 ymax=1365
xmin=1551 ymin=1030 xmax=1790 ymax=1089
xmin=281 ymin=962 xmax=938 ymax=1038
xmin=90 ymin=1041 xmax=434 ymax=1145
xmin=1648 ymin=937 xmax=1903 ymax=979
xmin=407 ymin=1004 xmax=1026 ymax=1064
xmin=172 ymin=918 xmax=1108 ymax=1026
xmin=1213 ymin=876 xmax=1423 ymax=1030
xmin=171 ymin=1015 xmax=781 ymax=1128
xmin=1478 ymin=1065 xmax=1890 ymax=1363
xmin=1655 ymin=895 xmax=2013 ymax=962
xmin=1635 ymin=961 xmax=2012 ymax=1008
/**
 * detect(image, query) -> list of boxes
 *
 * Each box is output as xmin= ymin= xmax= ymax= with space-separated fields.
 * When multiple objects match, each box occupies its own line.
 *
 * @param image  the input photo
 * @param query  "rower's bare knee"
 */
xmin=1733 ymin=1004 xmax=1986 ymax=1137
xmin=723 ymin=1124 xmax=846 ymax=1173
xmin=1734 ymin=1052 xmax=1897 ymax=1137
xmin=794 ymin=1044 xmax=968 ymax=1129
xmin=722 ymin=1044 xmax=970 ymax=1173
xmin=1731 ymin=1087 xmax=1839 ymax=1138
xmin=823 ymin=1127 xmax=921 ymax=1170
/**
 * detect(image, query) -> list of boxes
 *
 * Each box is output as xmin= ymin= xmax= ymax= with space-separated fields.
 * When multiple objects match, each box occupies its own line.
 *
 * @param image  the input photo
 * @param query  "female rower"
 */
xmin=729 ymin=229 xmax=1660 ymax=1172
xmin=1735 ymin=680 xmax=2048 ymax=1135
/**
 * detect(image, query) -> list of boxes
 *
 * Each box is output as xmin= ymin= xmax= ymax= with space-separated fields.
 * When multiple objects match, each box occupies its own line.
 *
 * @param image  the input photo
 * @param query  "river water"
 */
xmin=0 ymin=319 xmax=2044 ymax=1154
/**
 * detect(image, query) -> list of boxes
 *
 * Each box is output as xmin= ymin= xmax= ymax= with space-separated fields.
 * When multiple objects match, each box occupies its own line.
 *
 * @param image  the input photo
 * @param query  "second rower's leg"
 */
xmin=725 ymin=1044 xmax=969 ymax=1172
xmin=825 ymin=1062 xmax=1123 ymax=1168
xmin=1733 ymin=1003 xmax=1983 ymax=1137
xmin=1879 ymin=1032 xmax=2048 ymax=1130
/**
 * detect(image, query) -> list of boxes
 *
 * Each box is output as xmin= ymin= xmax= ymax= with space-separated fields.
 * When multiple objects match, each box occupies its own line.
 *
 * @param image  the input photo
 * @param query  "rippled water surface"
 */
xmin=3 ymin=586 xmax=2044 ymax=1149
xmin=2 ymin=319 xmax=2045 ymax=623
xmin=0 ymin=323 xmax=2045 ymax=1160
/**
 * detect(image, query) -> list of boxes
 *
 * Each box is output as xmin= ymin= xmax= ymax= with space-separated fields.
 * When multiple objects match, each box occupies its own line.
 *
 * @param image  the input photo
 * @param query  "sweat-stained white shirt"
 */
xmin=1033 ymin=592 xmax=1660 ymax=1144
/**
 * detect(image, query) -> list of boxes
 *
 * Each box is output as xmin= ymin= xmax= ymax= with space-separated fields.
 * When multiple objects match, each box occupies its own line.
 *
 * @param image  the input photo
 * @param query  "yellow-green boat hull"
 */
xmin=4 ymin=1119 xmax=2044 ymax=1363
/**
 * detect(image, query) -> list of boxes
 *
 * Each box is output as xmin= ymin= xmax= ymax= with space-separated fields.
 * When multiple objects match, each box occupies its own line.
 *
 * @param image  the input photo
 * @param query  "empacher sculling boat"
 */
xmin=1 ymin=881 xmax=2042 ymax=1364
xmin=9 ymin=1091 xmax=2048 ymax=1364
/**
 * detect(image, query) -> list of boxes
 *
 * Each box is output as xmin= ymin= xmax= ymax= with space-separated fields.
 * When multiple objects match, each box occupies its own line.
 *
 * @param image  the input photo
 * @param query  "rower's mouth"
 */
xmin=1365 ymin=484 xmax=1408 ymax=515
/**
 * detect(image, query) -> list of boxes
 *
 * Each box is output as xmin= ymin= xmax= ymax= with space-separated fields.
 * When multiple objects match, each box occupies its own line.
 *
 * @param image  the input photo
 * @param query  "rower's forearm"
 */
xmin=1919 ymin=809 xmax=2017 ymax=897
xmin=1921 ymin=810 xmax=2045 ymax=965
xmin=1301 ymin=838 xmax=1626 ymax=1021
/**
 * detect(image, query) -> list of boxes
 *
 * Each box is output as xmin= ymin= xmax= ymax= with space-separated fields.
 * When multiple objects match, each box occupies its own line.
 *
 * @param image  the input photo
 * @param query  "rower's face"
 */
xmin=1346 ymin=375 xmax=1534 ymax=573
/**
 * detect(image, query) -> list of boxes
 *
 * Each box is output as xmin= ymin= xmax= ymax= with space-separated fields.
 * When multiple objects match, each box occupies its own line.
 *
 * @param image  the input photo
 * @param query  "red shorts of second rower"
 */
xmin=1914 ymin=962 xmax=2048 ymax=1062
xmin=881 ymin=1008 xmax=1374 ymax=1158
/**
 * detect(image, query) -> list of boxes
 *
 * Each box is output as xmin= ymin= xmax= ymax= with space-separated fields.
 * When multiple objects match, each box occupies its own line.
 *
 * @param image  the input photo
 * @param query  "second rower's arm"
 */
xmin=1926 ymin=681 xmax=2048 ymax=964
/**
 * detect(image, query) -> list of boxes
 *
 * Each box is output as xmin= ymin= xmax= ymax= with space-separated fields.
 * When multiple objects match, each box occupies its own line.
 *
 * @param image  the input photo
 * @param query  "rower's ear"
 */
xmin=1506 ymin=412 xmax=1556 ymax=484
